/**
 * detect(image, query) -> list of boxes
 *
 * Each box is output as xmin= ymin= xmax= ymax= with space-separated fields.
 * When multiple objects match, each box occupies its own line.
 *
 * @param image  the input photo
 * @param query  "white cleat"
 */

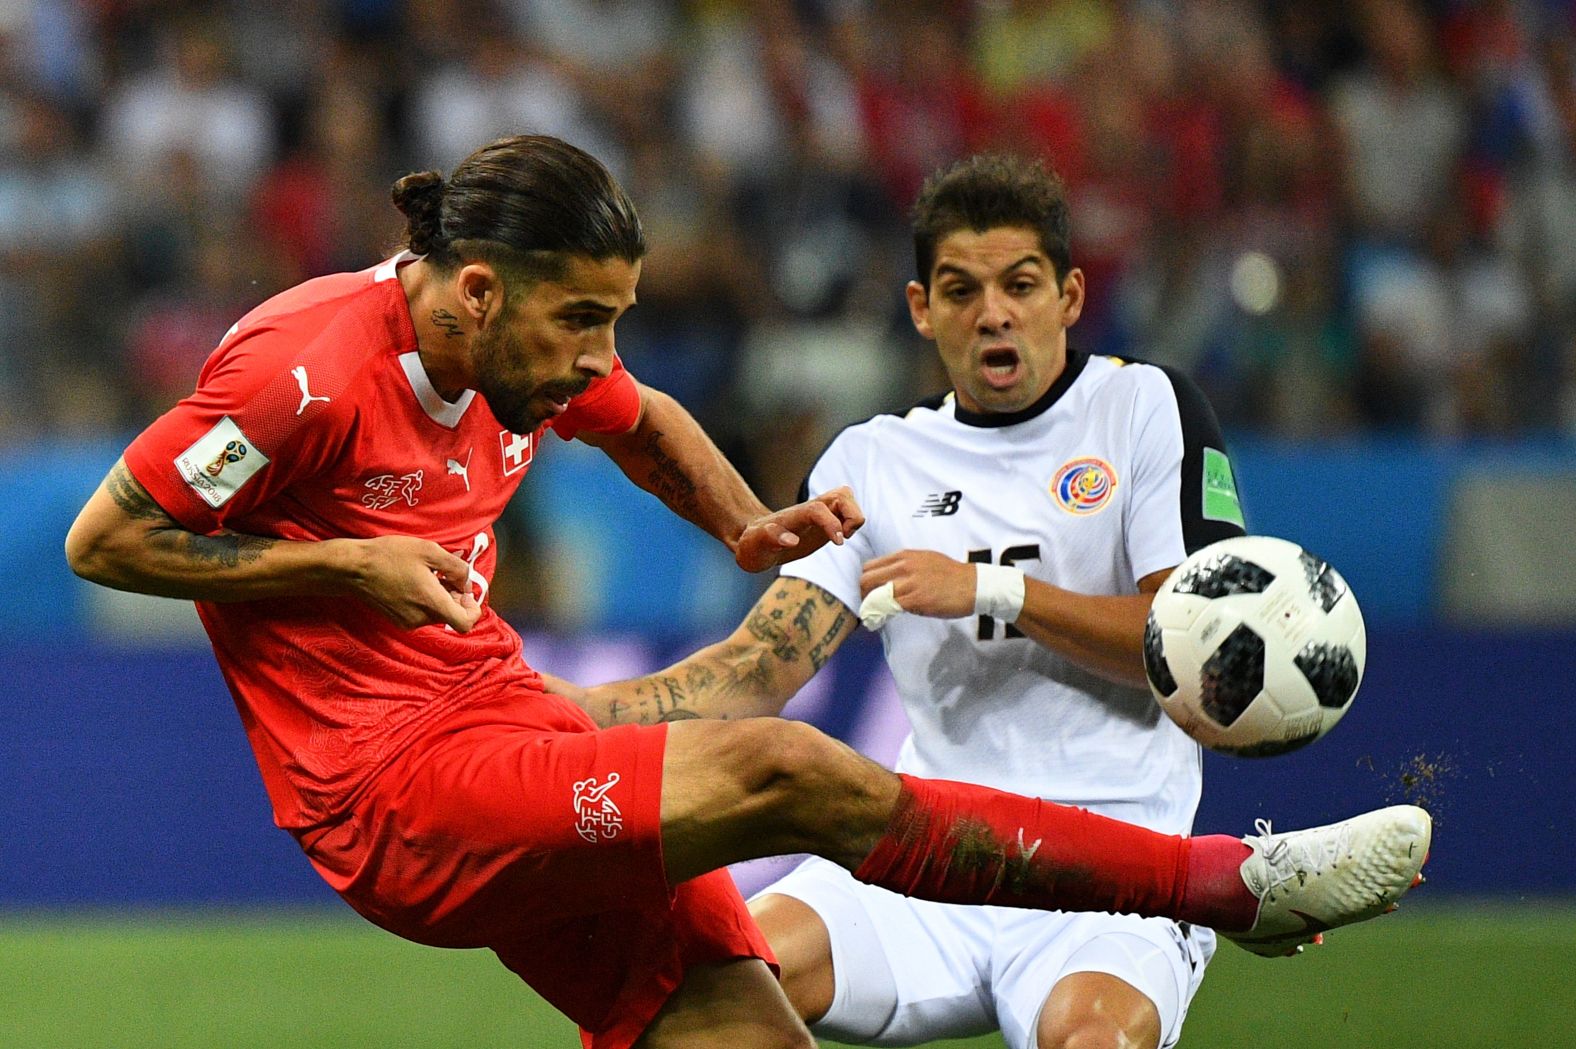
xmin=1224 ymin=804 xmax=1432 ymax=958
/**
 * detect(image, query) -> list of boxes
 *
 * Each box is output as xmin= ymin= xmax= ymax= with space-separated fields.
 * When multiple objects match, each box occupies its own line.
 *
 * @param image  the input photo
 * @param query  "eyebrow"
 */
xmin=934 ymin=254 xmax=1047 ymax=281
xmin=560 ymin=299 xmax=622 ymax=314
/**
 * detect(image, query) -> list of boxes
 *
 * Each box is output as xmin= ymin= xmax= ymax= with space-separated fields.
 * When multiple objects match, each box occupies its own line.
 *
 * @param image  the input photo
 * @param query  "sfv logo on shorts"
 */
xmin=176 ymin=416 xmax=269 ymax=508
xmin=914 ymin=490 xmax=963 ymax=517
xmin=573 ymin=773 xmax=624 ymax=842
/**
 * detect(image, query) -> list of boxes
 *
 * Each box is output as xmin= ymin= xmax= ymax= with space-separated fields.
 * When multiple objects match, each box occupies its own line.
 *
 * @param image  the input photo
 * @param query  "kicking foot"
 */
xmin=1224 ymin=805 xmax=1432 ymax=958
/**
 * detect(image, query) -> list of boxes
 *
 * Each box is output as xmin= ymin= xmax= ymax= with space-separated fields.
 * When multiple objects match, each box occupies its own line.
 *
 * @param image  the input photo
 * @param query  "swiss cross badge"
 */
xmin=500 ymin=429 xmax=533 ymax=476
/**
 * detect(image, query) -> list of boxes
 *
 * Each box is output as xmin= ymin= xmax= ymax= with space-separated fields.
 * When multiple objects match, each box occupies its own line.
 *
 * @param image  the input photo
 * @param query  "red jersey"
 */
xmin=123 ymin=253 xmax=641 ymax=831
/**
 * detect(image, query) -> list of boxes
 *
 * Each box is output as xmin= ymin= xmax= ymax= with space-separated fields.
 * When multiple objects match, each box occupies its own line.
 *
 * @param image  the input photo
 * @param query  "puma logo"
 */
xmin=446 ymin=449 xmax=472 ymax=491
xmin=292 ymin=366 xmax=331 ymax=416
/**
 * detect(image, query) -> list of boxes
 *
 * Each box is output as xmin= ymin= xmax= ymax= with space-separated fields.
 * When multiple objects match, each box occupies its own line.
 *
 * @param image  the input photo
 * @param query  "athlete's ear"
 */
xmin=906 ymin=280 xmax=934 ymax=340
xmin=1059 ymin=267 xmax=1086 ymax=328
xmin=455 ymin=263 xmax=505 ymax=327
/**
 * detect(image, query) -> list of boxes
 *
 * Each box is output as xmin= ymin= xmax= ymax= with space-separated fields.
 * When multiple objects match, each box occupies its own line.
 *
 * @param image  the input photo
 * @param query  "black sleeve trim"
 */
xmin=1155 ymin=364 xmax=1247 ymax=552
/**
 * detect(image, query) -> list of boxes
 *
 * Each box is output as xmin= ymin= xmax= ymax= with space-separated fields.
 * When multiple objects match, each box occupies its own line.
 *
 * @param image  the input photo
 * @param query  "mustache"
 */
xmin=539 ymin=377 xmax=593 ymax=401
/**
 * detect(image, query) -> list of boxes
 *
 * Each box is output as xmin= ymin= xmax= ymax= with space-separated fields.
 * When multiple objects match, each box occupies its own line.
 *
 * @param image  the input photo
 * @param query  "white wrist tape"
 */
xmin=974 ymin=564 xmax=1026 ymax=622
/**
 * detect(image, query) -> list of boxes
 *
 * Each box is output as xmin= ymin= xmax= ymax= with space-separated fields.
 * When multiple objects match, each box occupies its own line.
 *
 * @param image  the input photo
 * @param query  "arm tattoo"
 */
xmin=184 ymin=531 xmax=276 ymax=570
xmin=431 ymin=309 xmax=464 ymax=338
xmin=746 ymin=607 xmax=800 ymax=662
xmin=809 ymin=608 xmax=851 ymax=671
xmin=105 ymin=461 xmax=176 ymax=523
xmin=109 ymin=460 xmax=277 ymax=571
xmin=640 ymin=430 xmax=702 ymax=521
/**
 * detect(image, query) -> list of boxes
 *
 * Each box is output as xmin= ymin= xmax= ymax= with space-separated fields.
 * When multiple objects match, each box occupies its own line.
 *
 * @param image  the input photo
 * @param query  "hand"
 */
xmin=538 ymin=670 xmax=587 ymax=706
xmin=859 ymin=549 xmax=976 ymax=621
xmin=343 ymin=535 xmax=483 ymax=633
xmin=734 ymin=486 xmax=865 ymax=573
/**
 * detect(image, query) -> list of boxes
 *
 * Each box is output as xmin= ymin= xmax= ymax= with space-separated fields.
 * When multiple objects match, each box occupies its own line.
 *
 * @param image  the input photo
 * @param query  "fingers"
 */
xmin=425 ymin=546 xmax=476 ymax=594
xmin=776 ymin=499 xmax=843 ymax=545
xmin=820 ymin=486 xmax=865 ymax=536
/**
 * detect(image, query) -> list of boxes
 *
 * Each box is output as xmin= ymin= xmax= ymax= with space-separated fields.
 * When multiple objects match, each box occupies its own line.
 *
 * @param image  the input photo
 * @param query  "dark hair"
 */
xmin=911 ymin=153 xmax=1072 ymax=289
xmin=390 ymin=134 xmax=646 ymax=283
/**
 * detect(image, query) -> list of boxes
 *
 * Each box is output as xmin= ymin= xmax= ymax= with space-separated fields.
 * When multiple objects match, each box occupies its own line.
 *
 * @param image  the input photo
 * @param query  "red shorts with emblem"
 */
xmin=296 ymin=687 xmax=774 ymax=1049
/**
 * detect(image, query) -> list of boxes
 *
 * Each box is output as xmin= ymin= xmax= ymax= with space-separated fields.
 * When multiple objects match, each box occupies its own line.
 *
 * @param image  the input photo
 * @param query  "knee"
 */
xmin=725 ymin=718 xmax=851 ymax=796
xmin=721 ymin=719 xmax=888 ymax=849
xmin=1041 ymin=1020 xmax=1154 ymax=1049
xmin=1046 ymin=1020 xmax=1147 ymax=1045
xmin=1038 ymin=985 xmax=1161 ymax=1049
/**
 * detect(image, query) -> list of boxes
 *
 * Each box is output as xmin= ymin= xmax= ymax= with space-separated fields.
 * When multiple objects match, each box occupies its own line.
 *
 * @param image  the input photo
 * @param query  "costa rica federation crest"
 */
xmin=1052 ymin=457 xmax=1117 ymax=515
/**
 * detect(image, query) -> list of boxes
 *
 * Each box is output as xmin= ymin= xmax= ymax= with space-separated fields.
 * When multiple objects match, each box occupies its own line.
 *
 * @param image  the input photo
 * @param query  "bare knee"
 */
xmin=735 ymin=719 xmax=896 ymax=860
xmin=1037 ymin=973 xmax=1161 ymax=1049
xmin=662 ymin=718 xmax=898 ymax=876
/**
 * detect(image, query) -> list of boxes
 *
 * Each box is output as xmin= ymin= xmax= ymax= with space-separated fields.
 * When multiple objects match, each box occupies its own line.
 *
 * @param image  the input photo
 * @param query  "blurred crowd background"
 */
xmin=3 ymin=0 xmax=1575 ymax=628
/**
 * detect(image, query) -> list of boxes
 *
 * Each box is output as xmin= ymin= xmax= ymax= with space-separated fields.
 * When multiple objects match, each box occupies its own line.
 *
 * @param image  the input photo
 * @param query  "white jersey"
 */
xmin=781 ymin=351 xmax=1246 ymax=835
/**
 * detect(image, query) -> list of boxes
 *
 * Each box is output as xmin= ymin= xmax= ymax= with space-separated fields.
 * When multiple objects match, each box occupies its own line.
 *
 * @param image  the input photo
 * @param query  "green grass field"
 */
xmin=3 ymin=901 xmax=1571 ymax=1048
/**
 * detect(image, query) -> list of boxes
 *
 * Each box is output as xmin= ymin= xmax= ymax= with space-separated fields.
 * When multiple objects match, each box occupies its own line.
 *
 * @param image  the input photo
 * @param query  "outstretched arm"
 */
xmin=553 ymin=577 xmax=859 ymax=727
xmin=860 ymin=550 xmax=1169 ymax=689
xmin=65 ymin=458 xmax=481 ymax=632
xmin=579 ymin=383 xmax=864 ymax=571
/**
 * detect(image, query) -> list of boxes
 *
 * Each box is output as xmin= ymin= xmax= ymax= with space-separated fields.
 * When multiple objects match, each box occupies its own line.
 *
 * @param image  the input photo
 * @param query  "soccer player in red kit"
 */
xmin=67 ymin=135 xmax=1429 ymax=1049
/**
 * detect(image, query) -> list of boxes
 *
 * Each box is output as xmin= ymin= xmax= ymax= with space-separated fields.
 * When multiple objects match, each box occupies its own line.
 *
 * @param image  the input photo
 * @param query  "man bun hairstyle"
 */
xmin=911 ymin=153 xmax=1072 ymax=289
xmin=391 ymin=134 xmax=646 ymax=283
xmin=390 ymin=170 xmax=447 ymax=257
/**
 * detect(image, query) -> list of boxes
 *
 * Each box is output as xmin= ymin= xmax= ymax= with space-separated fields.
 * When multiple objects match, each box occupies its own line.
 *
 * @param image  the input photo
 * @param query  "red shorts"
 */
xmin=296 ymin=687 xmax=773 ymax=1049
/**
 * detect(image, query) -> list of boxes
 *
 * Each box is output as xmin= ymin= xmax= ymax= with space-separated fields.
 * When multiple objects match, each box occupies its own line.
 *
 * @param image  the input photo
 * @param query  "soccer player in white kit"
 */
xmin=563 ymin=154 xmax=1421 ymax=1049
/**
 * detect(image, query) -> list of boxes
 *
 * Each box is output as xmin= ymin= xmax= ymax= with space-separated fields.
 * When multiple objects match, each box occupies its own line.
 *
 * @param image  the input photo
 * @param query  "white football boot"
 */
xmin=1224 ymin=804 xmax=1432 ymax=958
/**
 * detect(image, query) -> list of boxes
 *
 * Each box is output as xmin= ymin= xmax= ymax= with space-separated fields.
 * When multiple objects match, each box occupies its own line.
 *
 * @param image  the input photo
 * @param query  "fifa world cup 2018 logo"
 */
xmin=205 ymin=440 xmax=248 ymax=478
xmin=572 ymin=773 xmax=624 ymax=843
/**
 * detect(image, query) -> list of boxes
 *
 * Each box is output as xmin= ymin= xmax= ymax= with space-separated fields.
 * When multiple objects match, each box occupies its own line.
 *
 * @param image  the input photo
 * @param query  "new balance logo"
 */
xmin=914 ymin=491 xmax=963 ymax=517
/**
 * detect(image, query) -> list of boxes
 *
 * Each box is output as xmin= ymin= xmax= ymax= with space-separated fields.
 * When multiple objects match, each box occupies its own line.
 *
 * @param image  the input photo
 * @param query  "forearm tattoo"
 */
xmin=184 ymin=531 xmax=276 ymax=569
xmin=596 ymin=581 xmax=852 ymax=726
xmin=640 ymin=430 xmax=702 ymax=522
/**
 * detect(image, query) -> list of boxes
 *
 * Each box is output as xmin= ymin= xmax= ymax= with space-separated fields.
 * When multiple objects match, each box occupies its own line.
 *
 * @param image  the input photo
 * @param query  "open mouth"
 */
xmin=979 ymin=346 xmax=1022 ymax=388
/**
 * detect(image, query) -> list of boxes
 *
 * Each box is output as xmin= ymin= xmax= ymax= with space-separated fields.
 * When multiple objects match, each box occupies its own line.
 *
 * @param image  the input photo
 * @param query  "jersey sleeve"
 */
xmin=549 ymin=354 xmax=641 ymax=440
xmin=122 ymin=329 xmax=354 ymax=535
xmin=1124 ymin=365 xmax=1247 ymax=584
xmin=776 ymin=427 xmax=872 ymax=616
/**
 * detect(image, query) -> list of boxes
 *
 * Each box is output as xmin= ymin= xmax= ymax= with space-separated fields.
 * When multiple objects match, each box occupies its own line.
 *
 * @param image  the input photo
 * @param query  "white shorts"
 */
xmin=755 ymin=856 xmax=1214 ymax=1049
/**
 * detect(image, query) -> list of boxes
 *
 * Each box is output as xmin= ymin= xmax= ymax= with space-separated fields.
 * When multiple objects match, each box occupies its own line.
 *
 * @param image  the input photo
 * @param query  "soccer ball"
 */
xmin=1143 ymin=535 xmax=1365 ymax=757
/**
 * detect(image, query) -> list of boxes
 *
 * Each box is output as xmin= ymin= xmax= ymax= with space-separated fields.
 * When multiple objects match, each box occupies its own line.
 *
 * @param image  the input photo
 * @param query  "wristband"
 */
xmin=974 ymin=564 xmax=1026 ymax=622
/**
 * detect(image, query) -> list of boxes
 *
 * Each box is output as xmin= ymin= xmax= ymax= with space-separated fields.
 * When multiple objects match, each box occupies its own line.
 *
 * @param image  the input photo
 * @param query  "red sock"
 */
xmin=853 ymin=774 xmax=1259 ymax=931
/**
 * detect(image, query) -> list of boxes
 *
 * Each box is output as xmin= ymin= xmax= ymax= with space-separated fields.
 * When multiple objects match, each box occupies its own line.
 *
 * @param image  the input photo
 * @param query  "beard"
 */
xmin=472 ymin=327 xmax=593 ymax=434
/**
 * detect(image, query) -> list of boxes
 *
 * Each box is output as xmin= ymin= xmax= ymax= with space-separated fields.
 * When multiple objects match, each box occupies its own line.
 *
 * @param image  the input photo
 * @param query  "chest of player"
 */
xmin=875 ymin=422 xmax=1135 ymax=591
xmin=291 ymin=392 xmax=545 ymax=551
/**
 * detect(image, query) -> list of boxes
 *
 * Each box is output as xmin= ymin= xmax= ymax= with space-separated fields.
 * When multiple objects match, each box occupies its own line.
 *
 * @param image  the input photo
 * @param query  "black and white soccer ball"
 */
xmin=1143 ymin=535 xmax=1365 ymax=757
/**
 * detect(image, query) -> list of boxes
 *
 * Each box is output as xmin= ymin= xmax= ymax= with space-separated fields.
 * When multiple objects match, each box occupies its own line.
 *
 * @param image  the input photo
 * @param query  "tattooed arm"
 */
xmin=580 ymin=383 xmax=863 ymax=572
xmin=64 ymin=458 xmax=481 ymax=631
xmin=569 ymin=577 xmax=859 ymax=726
